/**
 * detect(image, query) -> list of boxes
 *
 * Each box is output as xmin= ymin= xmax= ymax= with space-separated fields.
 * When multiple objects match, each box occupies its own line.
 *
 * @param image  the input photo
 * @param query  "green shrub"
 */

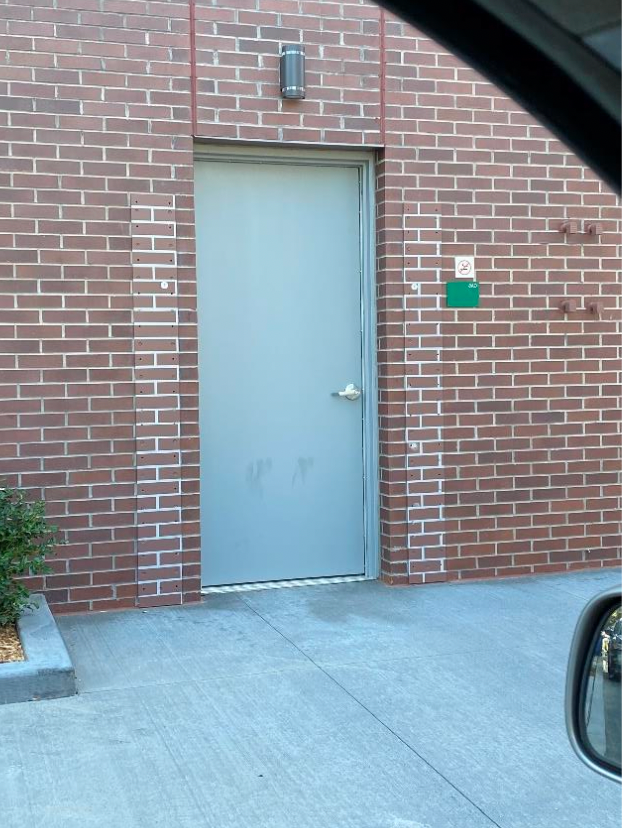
xmin=0 ymin=487 xmax=59 ymax=626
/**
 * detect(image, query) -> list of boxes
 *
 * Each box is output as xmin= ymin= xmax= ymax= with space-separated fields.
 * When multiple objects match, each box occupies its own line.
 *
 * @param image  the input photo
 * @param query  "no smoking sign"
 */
xmin=454 ymin=256 xmax=475 ymax=279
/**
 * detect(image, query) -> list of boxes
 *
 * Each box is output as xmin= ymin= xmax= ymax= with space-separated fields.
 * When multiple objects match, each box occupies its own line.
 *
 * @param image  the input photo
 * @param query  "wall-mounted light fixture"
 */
xmin=280 ymin=44 xmax=305 ymax=99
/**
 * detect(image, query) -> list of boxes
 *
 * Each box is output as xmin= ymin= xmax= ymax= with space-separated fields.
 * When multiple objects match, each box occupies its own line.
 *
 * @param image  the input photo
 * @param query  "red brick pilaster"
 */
xmin=130 ymin=194 xmax=184 ymax=607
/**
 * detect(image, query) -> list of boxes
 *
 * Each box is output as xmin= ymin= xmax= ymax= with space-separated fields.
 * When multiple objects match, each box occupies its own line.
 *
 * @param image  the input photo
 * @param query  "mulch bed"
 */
xmin=0 ymin=624 xmax=25 ymax=663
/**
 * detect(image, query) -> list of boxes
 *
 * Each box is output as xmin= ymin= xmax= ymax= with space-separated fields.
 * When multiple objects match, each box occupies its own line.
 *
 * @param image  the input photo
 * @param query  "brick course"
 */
xmin=0 ymin=0 xmax=619 ymax=610
xmin=0 ymin=0 xmax=199 ymax=612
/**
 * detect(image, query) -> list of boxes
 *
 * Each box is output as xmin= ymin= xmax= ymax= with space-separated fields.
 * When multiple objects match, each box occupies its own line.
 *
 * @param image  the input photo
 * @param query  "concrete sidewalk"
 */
xmin=1 ymin=569 xmax=620 ymax=828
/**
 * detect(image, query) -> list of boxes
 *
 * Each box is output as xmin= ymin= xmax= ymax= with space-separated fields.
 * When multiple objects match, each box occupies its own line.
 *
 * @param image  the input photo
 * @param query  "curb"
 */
xmin=0 ymin=594 xmax=77 ymax=705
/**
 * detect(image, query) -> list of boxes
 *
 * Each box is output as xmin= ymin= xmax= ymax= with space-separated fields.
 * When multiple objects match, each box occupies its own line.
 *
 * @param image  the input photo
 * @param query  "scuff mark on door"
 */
xmin=246 ymin=458 xmax=272 ymax=496
xmin=292 ymin=456 xmax=314 ymax=487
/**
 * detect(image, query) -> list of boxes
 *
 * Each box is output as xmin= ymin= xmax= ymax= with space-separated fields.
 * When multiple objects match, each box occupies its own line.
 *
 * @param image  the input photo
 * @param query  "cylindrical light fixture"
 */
xmin=280 ymin=44 xmax=305 ymax=99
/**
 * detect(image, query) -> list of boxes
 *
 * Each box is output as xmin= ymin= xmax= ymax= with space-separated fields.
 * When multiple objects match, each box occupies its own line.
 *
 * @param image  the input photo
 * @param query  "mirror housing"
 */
xmin=566 ymin=586 xmax=621 ymax=783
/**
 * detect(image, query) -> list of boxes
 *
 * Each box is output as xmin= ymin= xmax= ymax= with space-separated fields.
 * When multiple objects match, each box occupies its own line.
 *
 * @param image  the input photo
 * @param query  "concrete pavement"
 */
xmin=1 ymin=568 xmax=620 ymax=827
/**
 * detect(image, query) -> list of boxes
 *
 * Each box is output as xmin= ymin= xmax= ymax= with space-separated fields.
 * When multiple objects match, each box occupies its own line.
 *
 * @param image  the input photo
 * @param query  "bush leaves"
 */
xmin=0 ymin=487 xmax=59 ymax=626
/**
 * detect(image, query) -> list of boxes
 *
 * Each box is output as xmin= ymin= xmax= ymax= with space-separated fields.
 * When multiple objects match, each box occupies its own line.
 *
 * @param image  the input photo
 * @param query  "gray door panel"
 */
xmin=196 ymin=160 xmax=365 ymax=586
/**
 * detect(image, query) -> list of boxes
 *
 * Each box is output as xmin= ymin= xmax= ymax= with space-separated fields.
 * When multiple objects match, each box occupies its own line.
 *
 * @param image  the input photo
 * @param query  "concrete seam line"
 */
xmin=239 ymin=594 xmax=504 ymax=828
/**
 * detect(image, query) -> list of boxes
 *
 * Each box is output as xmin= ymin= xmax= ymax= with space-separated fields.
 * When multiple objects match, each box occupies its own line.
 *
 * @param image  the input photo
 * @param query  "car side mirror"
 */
xmin=566 ymin=587 xmax=621 ymax=783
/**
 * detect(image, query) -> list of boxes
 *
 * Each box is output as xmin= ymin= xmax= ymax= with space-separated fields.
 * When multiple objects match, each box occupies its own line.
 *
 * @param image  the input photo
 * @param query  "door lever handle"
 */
xmin=332 ymin=383 xmax=362 ymax=401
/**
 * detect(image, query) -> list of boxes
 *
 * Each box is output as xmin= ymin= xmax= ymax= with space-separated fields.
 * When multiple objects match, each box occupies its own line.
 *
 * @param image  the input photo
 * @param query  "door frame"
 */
xmin=193 ymin=144 xmax=379 ymax=581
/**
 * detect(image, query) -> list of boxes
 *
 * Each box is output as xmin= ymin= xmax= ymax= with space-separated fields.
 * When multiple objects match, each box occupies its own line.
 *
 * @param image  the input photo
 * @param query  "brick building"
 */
xmin=0 ymin=0 xmax=620 ymax=613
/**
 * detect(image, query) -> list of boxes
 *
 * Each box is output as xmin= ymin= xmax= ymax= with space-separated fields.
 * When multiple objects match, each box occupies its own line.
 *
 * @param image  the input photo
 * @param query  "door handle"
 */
xmin=332 ymin=383 xmax=362 ymax=401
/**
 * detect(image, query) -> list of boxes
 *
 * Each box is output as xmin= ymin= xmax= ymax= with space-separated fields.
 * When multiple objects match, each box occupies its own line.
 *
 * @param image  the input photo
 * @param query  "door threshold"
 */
xmin=201 ymin=574 xmax=369 ymax=595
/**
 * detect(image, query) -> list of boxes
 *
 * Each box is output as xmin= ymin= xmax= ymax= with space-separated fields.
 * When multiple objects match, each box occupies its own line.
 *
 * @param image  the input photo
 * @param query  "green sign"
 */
xmin=446 ymin=281 xmax=480 ymax=308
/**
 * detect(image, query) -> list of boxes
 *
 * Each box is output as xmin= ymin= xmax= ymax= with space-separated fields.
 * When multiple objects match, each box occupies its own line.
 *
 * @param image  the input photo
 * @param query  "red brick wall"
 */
xmin=0 ymin=0 xmax=200 ymax=611
xmin=0 ymin=0 xmax=619 ymax=611
xmin=193 ymin=0 xmax=382 ymax=144
xmin=378 ymin=19 xmax=622 ymax=583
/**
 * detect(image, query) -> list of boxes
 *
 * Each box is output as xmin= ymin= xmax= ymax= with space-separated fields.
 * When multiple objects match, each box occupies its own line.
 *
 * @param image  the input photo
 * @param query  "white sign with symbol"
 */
xmin=454 ymin=256 xmax=475 ymax=279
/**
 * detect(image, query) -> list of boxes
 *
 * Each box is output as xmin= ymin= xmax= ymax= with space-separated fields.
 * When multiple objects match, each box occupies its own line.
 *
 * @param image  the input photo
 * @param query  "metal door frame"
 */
xmin=194 ymin=144 xmax=379 ymax=581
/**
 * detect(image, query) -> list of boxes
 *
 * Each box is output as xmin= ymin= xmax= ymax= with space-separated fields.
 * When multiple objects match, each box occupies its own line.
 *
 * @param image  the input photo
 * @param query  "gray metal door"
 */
xmin=196 ymin=158 xmax=365 ymax=586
